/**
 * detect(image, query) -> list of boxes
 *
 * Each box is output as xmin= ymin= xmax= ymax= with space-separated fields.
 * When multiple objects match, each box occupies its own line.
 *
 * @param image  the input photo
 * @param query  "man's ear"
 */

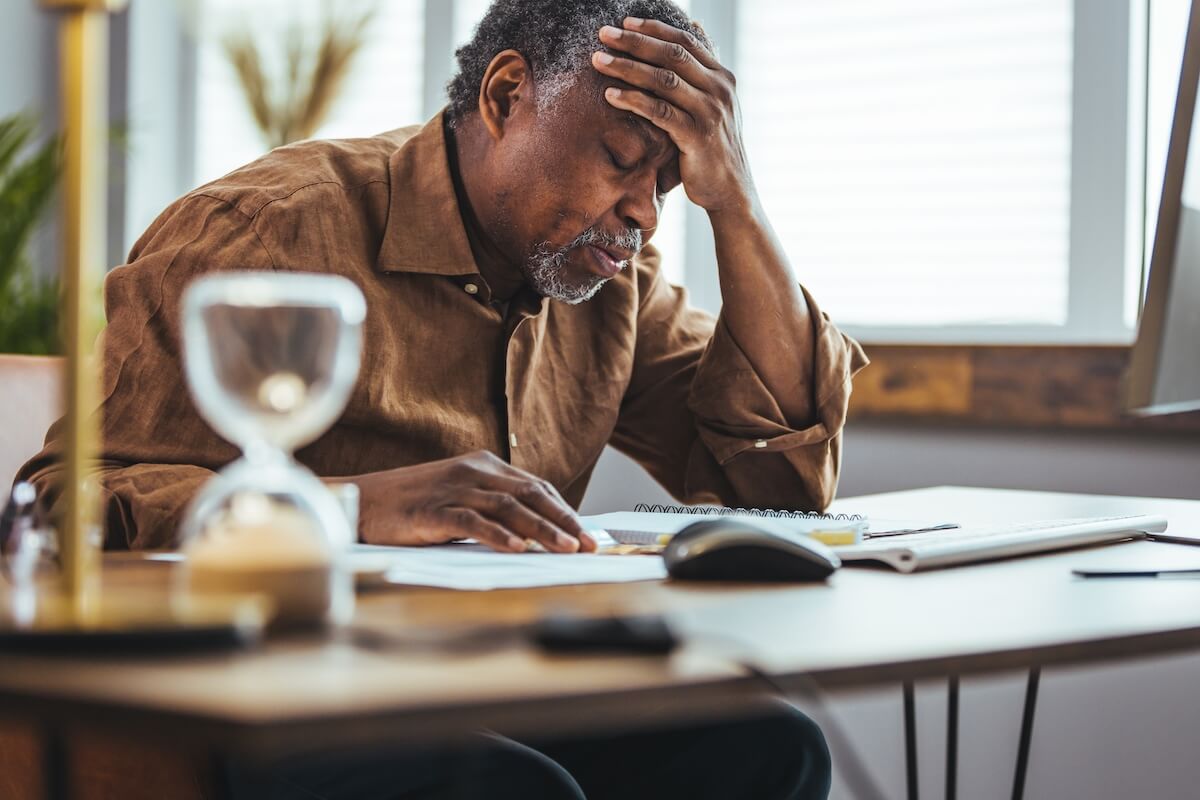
xmin=477 ymin=49 xmax=531 ymax=141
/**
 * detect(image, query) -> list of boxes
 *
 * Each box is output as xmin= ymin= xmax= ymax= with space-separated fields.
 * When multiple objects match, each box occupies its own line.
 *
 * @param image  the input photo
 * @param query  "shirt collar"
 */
xmin=376 ymin=110 xmax=480 ymax=277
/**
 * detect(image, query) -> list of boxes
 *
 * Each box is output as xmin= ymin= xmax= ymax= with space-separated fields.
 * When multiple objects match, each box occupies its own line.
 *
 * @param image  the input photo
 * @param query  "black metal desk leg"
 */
xmin=946 ymin=675 xmax=959 ymax=800
xmin=904 ymin=680 xmax=919 ymax=800
xmin=43 ymin=726 xmax=69 ymax=800
xmin=1011 ymin=667 xmax=1041 ymax=800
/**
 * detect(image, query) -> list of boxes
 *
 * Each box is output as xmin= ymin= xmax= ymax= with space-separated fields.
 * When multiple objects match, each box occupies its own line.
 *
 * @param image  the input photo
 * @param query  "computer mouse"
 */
xmin=663 ymin=519 xmax=841 ymax=582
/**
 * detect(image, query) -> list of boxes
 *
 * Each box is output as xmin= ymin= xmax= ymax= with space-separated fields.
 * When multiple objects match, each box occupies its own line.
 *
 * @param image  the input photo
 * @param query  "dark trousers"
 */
xmin=225 ymin=704 xmax=831 ymax=800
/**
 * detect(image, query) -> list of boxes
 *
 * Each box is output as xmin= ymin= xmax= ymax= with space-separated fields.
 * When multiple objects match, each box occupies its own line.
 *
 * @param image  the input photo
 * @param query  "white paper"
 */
xmin=350 ymin=543 xmax=666 ymax=590
xmin=580 ymin=511 xmax=869 ymax=545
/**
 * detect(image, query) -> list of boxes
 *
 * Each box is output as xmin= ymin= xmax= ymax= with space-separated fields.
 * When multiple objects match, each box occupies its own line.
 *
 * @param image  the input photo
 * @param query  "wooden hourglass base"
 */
xmin=0 ymin=589 xmax=268 ymax=652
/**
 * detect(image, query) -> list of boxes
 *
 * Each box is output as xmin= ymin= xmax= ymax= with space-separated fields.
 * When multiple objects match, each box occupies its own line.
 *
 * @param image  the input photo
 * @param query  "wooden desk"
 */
xmin=3 ymin=487 xmax=1200 ymax=787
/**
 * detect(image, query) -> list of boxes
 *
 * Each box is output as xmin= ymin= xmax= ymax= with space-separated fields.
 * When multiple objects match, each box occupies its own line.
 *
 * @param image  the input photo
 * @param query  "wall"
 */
xmin=580 ymin=421 xmax=1200 ymax=514
xmin=0 ymin=4 xmax=56 ymax=119
xmin=840 ymin=421 xmax=1200 ymax=501
xmin=580 ymin=424 xmax=1200 ymax=799
xmin=122 ymin=1 xmax=196 ymax=257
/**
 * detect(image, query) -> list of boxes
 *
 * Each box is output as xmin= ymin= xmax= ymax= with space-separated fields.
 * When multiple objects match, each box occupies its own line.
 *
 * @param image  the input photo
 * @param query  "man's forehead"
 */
xmin=620 ymin=114 xmax=671 ymax=153
xmin=589 ymin=86 xmax=673 ymax=155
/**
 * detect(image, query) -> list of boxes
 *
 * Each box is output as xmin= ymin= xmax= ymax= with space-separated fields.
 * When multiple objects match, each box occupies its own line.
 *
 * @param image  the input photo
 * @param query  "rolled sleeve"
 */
xmin=611 ymin=251 xmax=868 ymax=513
xmin=688 ymin=285 xmax=868 ymax=466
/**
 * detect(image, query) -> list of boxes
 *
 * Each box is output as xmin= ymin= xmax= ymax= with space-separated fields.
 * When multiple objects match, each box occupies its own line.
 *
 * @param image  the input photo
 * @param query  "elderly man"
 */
xmin=20 ymin=0 xmax=865 ymax=797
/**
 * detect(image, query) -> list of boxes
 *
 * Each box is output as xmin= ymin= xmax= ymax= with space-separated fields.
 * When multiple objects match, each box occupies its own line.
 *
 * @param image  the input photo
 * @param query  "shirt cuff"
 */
xmin=686 ymin=286 xmax=869 ymax=466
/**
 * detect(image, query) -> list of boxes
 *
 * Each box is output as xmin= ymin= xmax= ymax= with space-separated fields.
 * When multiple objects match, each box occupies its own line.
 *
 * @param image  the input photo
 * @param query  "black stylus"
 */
xmin=1073 ymin=567 xmax=1200 ymax=579
xmin=1145 ymin=532 xmax=1200 ymax=547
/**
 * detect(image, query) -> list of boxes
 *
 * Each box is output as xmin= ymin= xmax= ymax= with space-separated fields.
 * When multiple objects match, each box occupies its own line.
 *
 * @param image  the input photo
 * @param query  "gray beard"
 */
xmin=524 ymin=226 xmax=643 ymax=305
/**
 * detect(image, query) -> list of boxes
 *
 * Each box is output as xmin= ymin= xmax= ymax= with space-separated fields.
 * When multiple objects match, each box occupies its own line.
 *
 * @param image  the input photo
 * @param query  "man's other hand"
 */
xmin=350 ymin=451 xmax=596 ymax=553
xmin=592 ymin=16 xmax=755 ymax=214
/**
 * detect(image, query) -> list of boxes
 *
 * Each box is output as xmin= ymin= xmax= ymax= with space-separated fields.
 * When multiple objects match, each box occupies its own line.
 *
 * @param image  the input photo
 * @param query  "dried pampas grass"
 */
xmin=222 ymin=2 xmax=376 ymax=149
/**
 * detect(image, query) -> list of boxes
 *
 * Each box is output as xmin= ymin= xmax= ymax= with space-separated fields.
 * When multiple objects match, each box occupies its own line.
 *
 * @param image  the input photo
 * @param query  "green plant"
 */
xmin=0 ymin=114 xmax=61 ymax=355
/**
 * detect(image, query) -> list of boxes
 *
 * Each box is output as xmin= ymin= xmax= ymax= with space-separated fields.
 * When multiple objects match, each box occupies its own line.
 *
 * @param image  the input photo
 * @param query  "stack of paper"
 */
xmin=350 ymin=543 xmax=665 ymax=591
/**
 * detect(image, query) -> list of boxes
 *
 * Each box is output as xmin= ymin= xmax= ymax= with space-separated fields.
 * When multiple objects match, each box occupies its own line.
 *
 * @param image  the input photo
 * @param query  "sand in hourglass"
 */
xmin=186 ymin=502 xmax=333 ymax=630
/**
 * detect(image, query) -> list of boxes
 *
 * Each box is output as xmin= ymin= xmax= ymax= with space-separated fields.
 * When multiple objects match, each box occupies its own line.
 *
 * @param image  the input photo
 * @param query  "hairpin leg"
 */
xmin=43 ymin=726 xmax=69 ymax=800
xmin=946 ymin=676 xmax=959 ymax=800
xmin=904 ymin=680 xmax=919 ymax=800
xmin=1011 ymin=667 xmax=1041 ymax=800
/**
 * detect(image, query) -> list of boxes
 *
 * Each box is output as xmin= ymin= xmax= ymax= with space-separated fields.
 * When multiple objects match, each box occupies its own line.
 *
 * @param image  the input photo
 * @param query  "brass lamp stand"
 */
xmin=0 ymin=0 xmax=266 ymax=646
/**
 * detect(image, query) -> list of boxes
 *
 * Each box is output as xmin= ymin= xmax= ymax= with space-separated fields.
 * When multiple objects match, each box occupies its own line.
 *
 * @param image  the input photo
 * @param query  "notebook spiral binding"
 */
xmin=632 ymin=503 xmax=864 ymax=521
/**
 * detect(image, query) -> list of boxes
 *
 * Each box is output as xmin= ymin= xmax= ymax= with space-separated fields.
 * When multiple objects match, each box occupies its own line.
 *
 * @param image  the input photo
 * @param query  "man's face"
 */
xmin=487 ymin=75 xmax=681 ymax=303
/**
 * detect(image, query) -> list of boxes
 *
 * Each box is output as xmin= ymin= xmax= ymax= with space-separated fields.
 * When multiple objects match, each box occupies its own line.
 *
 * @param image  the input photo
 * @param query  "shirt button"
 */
xmin=754 ymin=439 xmax=768 ymax=449
xmin=509 ymin=433 xmax=519 ymax=448
xmin=464 ymin=282 xmax=479 ymax=295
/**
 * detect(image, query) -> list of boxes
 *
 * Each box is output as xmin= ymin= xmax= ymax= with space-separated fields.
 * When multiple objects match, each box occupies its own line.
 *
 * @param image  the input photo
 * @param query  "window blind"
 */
xmin=736 ymin=0 xmax=1074 ymax=326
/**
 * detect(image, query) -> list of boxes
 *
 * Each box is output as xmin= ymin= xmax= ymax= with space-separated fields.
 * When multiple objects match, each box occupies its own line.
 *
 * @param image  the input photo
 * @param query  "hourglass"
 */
xmin=179 ymin=272 xmax=367 ymax=628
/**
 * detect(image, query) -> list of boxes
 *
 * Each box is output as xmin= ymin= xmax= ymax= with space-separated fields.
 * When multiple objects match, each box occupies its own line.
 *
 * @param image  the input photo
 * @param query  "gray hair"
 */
xmin=446 ymin=0 xmax=710 ymax=126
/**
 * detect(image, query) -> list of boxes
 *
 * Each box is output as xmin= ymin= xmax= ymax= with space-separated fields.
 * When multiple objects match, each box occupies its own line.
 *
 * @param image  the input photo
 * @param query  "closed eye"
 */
xmin=606 ymin=147 xmax=635 ymax=172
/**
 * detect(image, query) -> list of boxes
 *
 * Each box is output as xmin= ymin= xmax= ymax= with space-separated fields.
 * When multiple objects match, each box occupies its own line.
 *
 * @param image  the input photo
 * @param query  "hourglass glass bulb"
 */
xmin=178 ymin=272 xmax=366 ymax=630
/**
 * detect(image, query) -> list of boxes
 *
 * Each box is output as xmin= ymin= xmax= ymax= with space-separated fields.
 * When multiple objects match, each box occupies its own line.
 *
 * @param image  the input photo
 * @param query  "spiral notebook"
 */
xmin=580 ymin=503 xmax=958 ymax=549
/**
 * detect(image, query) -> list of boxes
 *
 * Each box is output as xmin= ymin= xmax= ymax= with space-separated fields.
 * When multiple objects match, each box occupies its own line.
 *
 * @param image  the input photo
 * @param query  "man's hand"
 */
xmin=592 ymin=17 xmax=755 ymax=214
xmin=349 ymin=451 xmax=596 ymax=553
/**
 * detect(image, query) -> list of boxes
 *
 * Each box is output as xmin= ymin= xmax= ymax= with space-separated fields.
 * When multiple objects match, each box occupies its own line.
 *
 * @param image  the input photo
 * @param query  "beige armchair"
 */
xmin=0 ymin=355 xmax=62 ymax=490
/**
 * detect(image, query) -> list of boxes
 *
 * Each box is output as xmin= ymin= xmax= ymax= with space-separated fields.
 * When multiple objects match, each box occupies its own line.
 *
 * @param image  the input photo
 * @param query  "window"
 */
xmin=738 ymin=0 xmax=1073 ymax=330
xmin=719 ymin=0 xmax=1146 ymax=343
xmin=183 ymin=0 xmax=1166 ymax=345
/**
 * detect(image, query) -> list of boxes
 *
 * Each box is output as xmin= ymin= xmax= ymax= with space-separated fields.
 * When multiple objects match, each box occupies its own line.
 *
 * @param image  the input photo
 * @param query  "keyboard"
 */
xmin=833 ymin=515 xmax=1169 ymax=573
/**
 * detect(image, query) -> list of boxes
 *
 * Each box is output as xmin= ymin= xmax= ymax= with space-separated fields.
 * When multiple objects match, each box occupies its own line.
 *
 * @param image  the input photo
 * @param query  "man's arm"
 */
xmin=611 ymin=248 xmax=864 ymax=511
xmin=595 ymin=17 xmax=867 ymax=509
xmin=594 ymin=17 xmax=828 ymax=426
xmin=16 ymin=191 xmax=594 ymax=554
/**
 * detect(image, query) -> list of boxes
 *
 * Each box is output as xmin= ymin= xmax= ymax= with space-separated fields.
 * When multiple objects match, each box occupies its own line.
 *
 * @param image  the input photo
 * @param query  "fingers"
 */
xmin=461 ymin=489 xmax=581 ymax=553
xmin=479 ymin=473 xmax=597 ymax=553
xmin=591 ymin=51 xmax=707 ymax=118
xmin=599 ymin=24 xmax=709 ymax=87
xmin=595 ymin=18 xmax=737 ymax=143
xmin=622 ymin=17 xmax=722 ymax=70
xmin=603 ymin=87 xmax=692 ymax=142
xmin=440 ymin=508 xmax=528 ymax=553
xmin=365 ymin=507 xmax=527 ymax=553
xmin=355 ymin=452 xmax=597 ymax=554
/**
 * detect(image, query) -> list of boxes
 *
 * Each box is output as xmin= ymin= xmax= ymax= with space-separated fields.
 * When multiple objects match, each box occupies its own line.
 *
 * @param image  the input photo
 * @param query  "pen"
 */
xmin=863 ymin=523 xmax=960 ymax=540
xmin=1072 ymin=568 xmax=1200 ymax=579
xmin=1145 ymin=532 xmax=1200 ymax=547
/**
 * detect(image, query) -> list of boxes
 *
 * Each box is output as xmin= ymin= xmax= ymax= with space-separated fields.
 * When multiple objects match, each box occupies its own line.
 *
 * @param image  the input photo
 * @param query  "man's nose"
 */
xmin=616 ymin=173 xmax=660 ymax=233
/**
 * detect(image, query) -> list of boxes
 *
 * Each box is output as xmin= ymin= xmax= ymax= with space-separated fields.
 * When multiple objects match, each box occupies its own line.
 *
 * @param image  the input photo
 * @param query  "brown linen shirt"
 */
xmin=19 ymin=112 xmax=868 ymax=550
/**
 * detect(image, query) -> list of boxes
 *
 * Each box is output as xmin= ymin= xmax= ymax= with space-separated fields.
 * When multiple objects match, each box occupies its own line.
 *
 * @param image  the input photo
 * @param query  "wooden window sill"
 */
xmin=848 ymin=344 xmax=1200 ymax=433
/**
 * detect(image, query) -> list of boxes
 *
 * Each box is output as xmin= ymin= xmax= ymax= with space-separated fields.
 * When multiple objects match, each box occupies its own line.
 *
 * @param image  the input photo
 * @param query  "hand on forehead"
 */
xmin=589 ymin=17 xmax=717 ymax=141
xmin=585 ymin=18 xmax=705 ymax=153
xmin=587 ymin=15 xmax=751 ymax=214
